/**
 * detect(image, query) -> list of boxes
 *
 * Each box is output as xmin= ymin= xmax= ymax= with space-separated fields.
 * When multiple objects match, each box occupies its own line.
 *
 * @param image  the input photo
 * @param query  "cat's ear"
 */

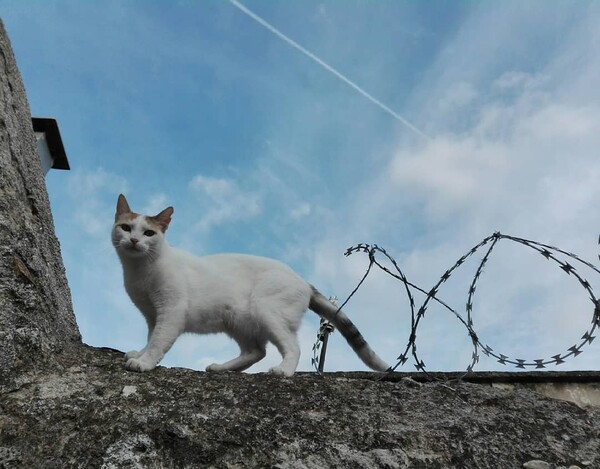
xmin=153 ymin=206 xmax=174 ymax=232
xmin=116 ymin=194 xmax=131 ymax=221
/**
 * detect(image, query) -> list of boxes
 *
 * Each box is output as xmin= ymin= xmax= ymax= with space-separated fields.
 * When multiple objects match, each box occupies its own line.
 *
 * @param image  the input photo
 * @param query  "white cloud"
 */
xmin=290 ymin=202 xmax=311 ymax=220
xmin=142 ymin=193 xmax=169 ymax=216
xmin=67 ymin=167 xmax=128 ymax=198
xmin=188 ymin=174 xmax=262 ymax=233
xmin=434 ymin=81 xmax=478 ymax=115
xmin=66 ymin=168 xmax=129 ymax=237
xmin=492 ymin=71 xmax=548 ymax=92
xmin=386 ymin=52 xmax=600 ymax=238
xmin=390 ymin=135 xmax=508 ymax=217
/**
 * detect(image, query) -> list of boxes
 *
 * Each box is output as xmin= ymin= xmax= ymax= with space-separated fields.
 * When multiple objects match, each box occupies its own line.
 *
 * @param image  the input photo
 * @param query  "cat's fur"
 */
xmin=112 ymin=194 xmax=389 ymax=376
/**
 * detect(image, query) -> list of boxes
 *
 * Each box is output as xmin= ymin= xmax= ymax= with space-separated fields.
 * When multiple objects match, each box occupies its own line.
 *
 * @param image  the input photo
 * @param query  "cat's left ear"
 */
xmin=153 ymin=207 xmax=174 ymax=232
xmin=116 ymin=194 xmax=131 ymax=221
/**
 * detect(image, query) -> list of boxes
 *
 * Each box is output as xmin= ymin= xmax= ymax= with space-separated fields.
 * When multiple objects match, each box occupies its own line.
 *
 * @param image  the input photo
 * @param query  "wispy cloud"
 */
xmin=188 ymin=174 xmax=262 ymax=233
xmin=289 ymin=202 xmax=311 ymax=220
xmin=142 ymin=193 xmax=169 ymax=216
xmin=66 ymin=168 xmax=129 ymax=237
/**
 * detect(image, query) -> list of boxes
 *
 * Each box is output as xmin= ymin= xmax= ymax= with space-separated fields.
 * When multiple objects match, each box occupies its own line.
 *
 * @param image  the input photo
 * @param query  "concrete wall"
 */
xmin=0 ymin=19 xmax=80 ymax=391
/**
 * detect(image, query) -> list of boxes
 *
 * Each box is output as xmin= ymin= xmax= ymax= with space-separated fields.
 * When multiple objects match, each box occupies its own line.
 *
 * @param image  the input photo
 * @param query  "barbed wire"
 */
xmin=312 ymin=232 xmax=600 ymax=375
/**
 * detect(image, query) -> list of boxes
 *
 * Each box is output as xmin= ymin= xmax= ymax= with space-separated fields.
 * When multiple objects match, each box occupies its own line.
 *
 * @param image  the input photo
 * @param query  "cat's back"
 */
xmin=166 ymin=248 xmax=308 ymax=293
xmin=201 ymin=253 xmax=299 ymax=277
xmin=166 ymin=249 xmax=312 ymax=310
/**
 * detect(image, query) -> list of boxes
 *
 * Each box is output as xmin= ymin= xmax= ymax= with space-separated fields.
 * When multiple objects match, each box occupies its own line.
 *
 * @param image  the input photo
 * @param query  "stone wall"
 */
xmin=0 ymin=347 xmax=597 ymax=468
xmin=0 ymin=19 xmax=80 ymax=392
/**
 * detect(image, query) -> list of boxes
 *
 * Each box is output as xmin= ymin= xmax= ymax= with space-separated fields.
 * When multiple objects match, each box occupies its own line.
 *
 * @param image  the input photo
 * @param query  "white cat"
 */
xmin=112 ymin=194 xmax=389 ymax=376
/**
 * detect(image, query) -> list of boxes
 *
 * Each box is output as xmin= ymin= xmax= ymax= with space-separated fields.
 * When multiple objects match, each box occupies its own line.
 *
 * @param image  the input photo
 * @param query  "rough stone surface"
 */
xmin=1 ymin=16 xmax=600 ymax=469
xmin=0 ymin=346 xmax=598 ymax=468
xmin=0 ymin=19 xmax=81 ymax=392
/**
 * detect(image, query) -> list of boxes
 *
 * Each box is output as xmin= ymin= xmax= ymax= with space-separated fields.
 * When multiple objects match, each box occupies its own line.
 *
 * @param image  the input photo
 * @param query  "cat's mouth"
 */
xmin=121 ymin=243 xmax=146 ymax=255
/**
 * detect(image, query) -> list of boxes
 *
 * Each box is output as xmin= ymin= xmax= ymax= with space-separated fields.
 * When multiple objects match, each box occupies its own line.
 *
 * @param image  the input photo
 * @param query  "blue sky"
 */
xmin=2 ymin=1 xmax=600 ymax=373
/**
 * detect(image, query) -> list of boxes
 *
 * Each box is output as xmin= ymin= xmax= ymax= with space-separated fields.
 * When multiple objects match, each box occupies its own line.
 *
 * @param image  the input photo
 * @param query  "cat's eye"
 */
xmin=144 ymin=230 xmax=156 ymax=237
xmin=120 ymin=224 xmax=131 ymax=232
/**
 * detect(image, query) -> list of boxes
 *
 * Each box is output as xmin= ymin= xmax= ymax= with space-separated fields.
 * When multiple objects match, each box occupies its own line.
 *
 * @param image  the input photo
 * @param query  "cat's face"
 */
xmin=112 ymin=194 xmax=173 ymax=260
xmin=112 ymin=214 xmax=164 ymax=259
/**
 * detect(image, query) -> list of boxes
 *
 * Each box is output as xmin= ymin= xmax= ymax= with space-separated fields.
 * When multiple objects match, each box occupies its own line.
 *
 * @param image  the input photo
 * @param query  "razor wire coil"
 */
xmin=312 ymin=232 xmax=600 ymax=375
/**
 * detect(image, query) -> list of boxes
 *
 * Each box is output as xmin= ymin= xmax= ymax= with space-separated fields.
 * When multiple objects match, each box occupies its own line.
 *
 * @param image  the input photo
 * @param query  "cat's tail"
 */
xmin=308 ymin=286 xmax=389 ymax=372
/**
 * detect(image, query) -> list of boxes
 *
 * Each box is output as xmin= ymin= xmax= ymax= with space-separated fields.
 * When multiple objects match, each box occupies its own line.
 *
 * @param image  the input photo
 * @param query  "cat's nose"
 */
xmin=130 ymin=238 xmax=139 ymax=246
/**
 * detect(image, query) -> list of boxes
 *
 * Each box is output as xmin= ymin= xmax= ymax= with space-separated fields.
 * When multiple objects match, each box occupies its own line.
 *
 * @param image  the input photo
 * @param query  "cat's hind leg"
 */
xmin=268 ymin=327 xmax=301 ymax=377
xmin=257 ymin=294 xmax=305 ymax=377
xmin=206 ymin=339 xmax=267 ymax=373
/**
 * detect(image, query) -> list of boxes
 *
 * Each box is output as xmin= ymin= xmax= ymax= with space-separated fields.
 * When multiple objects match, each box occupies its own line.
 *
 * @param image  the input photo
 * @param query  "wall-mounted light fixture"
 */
xmin=32 ymin=117 xmax=70 ymax=175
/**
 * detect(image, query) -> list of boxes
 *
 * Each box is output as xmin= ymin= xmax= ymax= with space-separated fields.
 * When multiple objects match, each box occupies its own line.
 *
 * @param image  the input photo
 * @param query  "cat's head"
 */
xmin=112 ymin=194 xmax=174 ymax=260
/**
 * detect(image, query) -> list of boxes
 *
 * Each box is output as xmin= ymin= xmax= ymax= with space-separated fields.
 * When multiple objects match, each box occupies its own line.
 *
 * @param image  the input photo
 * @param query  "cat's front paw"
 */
xmin=124 ymin=350 xmax=142 ymax=360
xmin=125 ymin=357 xmax=156 ymax=372
xmin=206 ymin=363 xmax=227 ymax=372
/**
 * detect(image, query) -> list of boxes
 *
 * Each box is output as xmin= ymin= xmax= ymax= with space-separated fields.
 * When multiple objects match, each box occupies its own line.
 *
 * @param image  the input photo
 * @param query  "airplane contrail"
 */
xmin=229 ymin=0 xmax=431 ymax=141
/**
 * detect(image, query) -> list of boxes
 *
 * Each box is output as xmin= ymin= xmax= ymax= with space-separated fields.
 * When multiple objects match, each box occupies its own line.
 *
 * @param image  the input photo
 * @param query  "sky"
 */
xmin=2 ymin=1 xmax=600 ymax=373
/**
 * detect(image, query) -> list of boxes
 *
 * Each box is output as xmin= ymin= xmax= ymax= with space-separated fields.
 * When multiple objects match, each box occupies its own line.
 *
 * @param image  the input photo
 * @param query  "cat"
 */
xmin=112 ymin=194 xmax=389 ymax=376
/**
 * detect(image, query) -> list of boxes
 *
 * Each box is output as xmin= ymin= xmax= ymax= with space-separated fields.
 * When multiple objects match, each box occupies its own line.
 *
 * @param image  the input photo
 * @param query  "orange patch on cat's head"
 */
xmin=144 ymin=216 xmax=165 ymax=233
xmin=115 ymin=194 xmax=174 ymax=232
xmin=114 ymin=212 xmax=140 ymax=225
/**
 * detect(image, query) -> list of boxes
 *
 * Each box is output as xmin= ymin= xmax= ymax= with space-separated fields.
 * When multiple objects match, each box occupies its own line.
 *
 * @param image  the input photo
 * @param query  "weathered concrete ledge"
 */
xmin=0 ymin=345 xmax=598 ymax=468
xmin=343 ymin=370 xmax=600 ymax=409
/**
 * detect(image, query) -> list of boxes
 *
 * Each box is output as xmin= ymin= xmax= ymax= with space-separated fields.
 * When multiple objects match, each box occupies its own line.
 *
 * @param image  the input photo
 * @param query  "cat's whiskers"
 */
xmin=144 ymin=249 xmax=159 ymax=264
